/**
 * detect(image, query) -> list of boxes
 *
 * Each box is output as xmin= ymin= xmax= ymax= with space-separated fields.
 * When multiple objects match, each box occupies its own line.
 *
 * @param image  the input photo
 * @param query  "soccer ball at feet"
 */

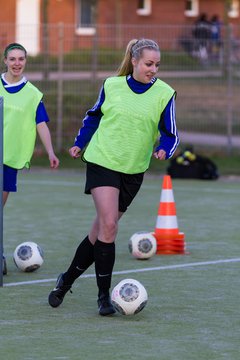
xmin=13 ymin=242 xmax=44 ymax=272
xmin=129 ymin=231 xmax=157 ymax=259
xmin=111 ymin=278 xmax=148 ymax=315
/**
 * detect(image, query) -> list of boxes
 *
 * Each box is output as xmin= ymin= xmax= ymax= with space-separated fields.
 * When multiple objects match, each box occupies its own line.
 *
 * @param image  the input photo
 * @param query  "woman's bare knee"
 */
xmin=99 ymin=217 xmax=118 ymax=243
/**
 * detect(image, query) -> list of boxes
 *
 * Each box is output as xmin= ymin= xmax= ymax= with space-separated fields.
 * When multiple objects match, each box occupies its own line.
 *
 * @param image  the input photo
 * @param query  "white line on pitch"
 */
xmin=19 ymin=179 xmax=240 ymax=194
xmin=4 ymin=257 xmax=240 ymax=287
xmin=19 ymin=179 xmax=80 ymax=187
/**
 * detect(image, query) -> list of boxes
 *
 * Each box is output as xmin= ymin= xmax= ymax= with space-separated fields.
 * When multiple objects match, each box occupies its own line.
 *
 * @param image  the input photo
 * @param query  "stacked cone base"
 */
xmin=154 ymin=232 xmax=187 ymax=255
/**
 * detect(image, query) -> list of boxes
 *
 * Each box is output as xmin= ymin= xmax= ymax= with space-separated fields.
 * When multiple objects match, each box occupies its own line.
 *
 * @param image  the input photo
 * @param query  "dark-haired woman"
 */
xmin=1 ymin=43 xmax=59 ymax=274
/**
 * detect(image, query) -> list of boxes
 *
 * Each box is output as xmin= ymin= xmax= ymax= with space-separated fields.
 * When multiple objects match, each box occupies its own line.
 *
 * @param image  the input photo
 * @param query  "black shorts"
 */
xmin=85 ymin=162 xmax=144 ymax=212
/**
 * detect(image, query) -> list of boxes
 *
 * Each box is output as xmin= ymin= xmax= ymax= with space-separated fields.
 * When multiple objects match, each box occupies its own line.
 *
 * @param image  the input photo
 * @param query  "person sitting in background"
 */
xmin=210 ymin=15 xmax=222 ymax=62
xmin=193 ymin=13 xmax=211 ymax=60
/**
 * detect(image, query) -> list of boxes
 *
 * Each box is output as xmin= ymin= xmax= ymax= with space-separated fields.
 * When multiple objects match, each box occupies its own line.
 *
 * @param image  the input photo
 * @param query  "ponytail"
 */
xmin=117 ymin=39 xmax=138 ymax=76
xmin=117 ymin=38 xmax=160 ymax=76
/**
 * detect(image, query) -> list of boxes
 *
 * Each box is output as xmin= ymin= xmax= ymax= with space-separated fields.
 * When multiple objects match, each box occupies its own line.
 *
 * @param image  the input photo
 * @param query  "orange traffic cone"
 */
xmin=154 ymin=175 xmax=187 ymax=255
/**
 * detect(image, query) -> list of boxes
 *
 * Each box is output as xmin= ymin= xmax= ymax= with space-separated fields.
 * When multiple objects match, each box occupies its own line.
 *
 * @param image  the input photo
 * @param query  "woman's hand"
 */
xmin=153 ymin=149 xmax=166 ymax=160
xmin=49 ymin=153 xmax=60 ymax=168
xmin=69 ymin=146 xmax=81 ymax=159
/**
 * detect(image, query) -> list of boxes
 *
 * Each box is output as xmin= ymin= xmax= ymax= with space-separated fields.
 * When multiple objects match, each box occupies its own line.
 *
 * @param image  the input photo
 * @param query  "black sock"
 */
xmin=94 ymin=239 xmax=115 ymax=297
xmin=63 ymin=236 xmax=94 ymax=285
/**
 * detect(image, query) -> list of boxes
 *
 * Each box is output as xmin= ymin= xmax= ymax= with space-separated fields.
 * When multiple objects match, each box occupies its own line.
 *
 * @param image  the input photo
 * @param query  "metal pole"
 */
xmin=91 ymin=5 xmax=98 ymax=83
xmin=226 ymin=24 xmax=233 ymax=154
xmin=0 ymin=96 xmax=4 ymax=286
xmin=56 ymin=22 xmax=64 ymax=152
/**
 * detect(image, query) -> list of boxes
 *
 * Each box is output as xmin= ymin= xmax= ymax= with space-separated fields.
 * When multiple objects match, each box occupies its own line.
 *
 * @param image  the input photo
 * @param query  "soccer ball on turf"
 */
xmin=111 ymin=278 xmax=148 ymax=315
xmin=128 ymin=231 xmax=157 ymax=259
xmin=13 ymin=242 xmax=44 ymax=272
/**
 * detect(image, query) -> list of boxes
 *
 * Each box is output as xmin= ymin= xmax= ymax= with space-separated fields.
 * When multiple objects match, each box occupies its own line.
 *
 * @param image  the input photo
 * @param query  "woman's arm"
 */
xmin=154 ymin=96 xmax=179 ymax=160
xmin=37 ymin=122 xmax=59 ymax=168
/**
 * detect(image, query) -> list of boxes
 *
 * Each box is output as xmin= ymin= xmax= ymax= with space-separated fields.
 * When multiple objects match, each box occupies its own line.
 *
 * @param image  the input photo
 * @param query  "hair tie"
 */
xmin=4 ymin=44 xmax=27 ymax=57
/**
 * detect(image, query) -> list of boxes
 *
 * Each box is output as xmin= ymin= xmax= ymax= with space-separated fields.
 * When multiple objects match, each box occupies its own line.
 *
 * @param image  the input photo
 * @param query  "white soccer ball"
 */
xmin=13 ymin=242 xmax=44 ymax=272
xmin=128 ymin=231 xmax=157 ymax=259
xmin=111 ymin=278 xmax=148 ymax=315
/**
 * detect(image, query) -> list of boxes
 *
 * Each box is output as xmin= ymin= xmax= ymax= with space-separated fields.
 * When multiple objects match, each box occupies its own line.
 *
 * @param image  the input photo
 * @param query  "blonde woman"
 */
xmin=48 ymin=38 xmax=179 ymax=316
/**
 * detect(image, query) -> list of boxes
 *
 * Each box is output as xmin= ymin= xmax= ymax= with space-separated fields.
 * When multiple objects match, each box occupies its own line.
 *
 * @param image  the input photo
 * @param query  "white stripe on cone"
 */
xmin=155 ymin=215 xmax=178 ymax=229
xmin=160 ymin=189 xmax=175 ymax=202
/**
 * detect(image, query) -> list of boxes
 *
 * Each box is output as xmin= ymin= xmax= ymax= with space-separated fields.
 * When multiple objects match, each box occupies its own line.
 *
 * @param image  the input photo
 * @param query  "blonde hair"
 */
xmin=117 ymin=38 xmax=160 ymax=76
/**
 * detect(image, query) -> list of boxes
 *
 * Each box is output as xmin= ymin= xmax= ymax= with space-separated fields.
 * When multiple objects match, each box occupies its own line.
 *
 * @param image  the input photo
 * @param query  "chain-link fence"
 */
xmin=1 ymin=23 xmax=240 ymax=153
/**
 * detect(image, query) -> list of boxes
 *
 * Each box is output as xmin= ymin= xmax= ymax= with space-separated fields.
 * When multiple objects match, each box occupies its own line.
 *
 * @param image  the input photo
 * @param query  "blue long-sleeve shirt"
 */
xmin=74 ymin=74 xmax=179 ymax=159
